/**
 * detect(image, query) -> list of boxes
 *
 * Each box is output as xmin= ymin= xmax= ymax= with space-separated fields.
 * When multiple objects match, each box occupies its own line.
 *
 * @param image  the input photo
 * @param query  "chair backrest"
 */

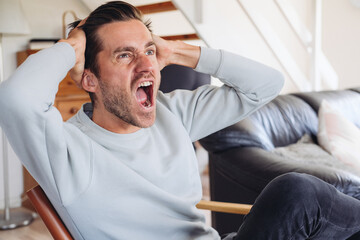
xmin=27 ymin=185 xmax=73 ymax=240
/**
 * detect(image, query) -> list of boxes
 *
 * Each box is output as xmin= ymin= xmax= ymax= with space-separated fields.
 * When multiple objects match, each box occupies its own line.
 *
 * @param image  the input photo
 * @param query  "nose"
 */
xmin=135 ymin=53 xmax=154 ymax=73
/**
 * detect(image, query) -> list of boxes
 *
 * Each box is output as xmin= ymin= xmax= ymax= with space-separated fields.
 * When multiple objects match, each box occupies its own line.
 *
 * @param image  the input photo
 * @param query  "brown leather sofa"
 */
xmin=200 ymin=88 xmax=360 ymax=235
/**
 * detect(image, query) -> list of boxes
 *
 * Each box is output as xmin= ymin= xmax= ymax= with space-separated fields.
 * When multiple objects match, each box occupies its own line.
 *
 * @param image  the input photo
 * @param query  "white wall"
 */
xmin=0 ymin=0 xmax=90 ymax=208
xmin=323 ymin=0 xmax=360 ymax=89
xmin=173 ymin=0 xmax=360 ymax=93
xmin=172 ymin=0 xmax=300 ymax=93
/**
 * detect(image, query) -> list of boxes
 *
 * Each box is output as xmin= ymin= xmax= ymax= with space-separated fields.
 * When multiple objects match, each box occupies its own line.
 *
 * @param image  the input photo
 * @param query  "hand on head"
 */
xmin=152 ymin=34 xmax=201 ymax=70
xmin=152 ymin=34 xmax=173 ymax=71
xmin=59 ymin=18 xmax=87 ymax=88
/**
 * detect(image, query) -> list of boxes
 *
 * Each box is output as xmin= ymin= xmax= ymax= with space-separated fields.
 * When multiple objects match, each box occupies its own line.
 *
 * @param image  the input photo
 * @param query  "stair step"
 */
xmin=136 ymin=1 xmax=201 ymax=42
xmin=162 ymin=34 xmax=199 ymax=41
xmin=137 ymin=1 xmax=176 ymax=14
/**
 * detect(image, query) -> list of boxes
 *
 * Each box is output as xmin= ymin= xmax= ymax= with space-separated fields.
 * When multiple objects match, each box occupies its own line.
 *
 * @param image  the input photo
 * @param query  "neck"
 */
xmin=92 ymin=105 xmax=141 ymax=134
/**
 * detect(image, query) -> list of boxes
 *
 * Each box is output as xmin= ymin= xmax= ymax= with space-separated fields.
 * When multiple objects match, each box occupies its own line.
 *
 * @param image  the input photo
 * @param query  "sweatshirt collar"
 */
xmin=77 ymin=103 xmax=147 ymax=144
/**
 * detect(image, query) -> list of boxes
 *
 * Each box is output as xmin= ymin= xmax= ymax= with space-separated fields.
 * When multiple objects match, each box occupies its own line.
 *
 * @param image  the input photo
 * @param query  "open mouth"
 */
xmin=136 ymin=81 xmax=153 ymax=108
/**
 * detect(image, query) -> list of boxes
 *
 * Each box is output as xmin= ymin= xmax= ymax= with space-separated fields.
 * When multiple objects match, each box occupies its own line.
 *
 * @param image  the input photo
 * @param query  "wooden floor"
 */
xmin=0 ymin=214 xmax=52 ymax=240
xmin=0 ymin=167 xmax=210 ymax=239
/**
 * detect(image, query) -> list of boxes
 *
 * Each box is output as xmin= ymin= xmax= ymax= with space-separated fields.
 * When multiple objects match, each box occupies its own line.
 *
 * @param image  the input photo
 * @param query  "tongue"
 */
xmin=136 ymin=88 xmax=147 ymax=104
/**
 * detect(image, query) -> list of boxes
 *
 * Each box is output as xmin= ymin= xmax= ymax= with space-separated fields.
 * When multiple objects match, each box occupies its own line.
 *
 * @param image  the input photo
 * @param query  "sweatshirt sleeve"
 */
xmin=0 ymin=42 xmax=92 ymax=204
xmin=157 ymin=47 xmax=285 ymax=142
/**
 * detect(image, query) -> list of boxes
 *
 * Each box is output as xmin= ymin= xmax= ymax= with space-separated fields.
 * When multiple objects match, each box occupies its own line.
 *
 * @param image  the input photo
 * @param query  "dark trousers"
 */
xmin=223 ymin=172 xmax=360 ymax=240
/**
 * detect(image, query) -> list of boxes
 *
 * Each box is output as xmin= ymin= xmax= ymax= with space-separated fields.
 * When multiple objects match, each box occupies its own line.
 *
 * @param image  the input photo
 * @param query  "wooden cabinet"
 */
xmin=17 ymin=49 xmax=90 ymax=208
xmin=55 ymin=96 xmax=89 ymax=121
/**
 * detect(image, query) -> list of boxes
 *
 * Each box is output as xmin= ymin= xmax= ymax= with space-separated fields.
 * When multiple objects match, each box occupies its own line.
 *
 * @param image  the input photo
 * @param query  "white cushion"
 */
xmin=317 ymin=100 xmax=360 ymax=168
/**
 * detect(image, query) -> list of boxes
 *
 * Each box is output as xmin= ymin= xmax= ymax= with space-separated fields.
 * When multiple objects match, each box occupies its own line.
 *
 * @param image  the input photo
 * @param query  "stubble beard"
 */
xmin=98 ymin=79 xmax=157 ymax=129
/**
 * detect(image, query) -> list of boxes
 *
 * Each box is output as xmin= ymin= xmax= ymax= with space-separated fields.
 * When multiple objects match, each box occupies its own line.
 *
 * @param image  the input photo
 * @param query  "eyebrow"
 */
xmin=113 ymin=41 xmax=156 ymax=54
xmin=145 ymin=41 xmax=155 ymax=48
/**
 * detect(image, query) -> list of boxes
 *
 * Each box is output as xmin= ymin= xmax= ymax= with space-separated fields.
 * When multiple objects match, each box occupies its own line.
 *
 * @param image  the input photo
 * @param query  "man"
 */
xmin=1 ymin=1 xmax=360 ymax=239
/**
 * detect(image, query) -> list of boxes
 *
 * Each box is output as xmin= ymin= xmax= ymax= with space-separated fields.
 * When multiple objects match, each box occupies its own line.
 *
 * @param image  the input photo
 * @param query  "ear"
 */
xmin=82 ymin=69 xmax=98 ymax=93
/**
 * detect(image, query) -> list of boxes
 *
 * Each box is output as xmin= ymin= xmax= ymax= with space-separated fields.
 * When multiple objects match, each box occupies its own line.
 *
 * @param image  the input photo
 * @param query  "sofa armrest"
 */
xmin=211 ymin=147 xmax=360 ymax=200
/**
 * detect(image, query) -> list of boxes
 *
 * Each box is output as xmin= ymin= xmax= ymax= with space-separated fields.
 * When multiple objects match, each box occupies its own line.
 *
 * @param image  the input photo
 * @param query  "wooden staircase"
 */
xmin=136 ymin=1 xmax=200 ymax=41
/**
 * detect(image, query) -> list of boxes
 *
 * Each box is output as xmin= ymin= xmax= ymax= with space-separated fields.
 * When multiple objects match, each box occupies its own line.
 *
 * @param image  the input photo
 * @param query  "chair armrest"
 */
xmin=196 ymin=200 xmax=252 ymax=215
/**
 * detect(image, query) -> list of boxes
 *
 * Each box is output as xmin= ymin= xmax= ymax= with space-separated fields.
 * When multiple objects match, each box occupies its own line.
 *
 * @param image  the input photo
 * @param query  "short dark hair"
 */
xmin=69 ymin=1 xmax=152 ymax=104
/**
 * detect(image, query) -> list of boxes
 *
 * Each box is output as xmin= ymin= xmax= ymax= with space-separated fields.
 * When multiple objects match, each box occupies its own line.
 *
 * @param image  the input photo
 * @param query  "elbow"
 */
xmin=0 ymin=81 xmax=12 ymax=110
xmin=0 ymin=82 xmax=13 ymax=123
xmin=258 ymin=69 xmax=284 ymax=102
xmin=273 ymin=70 xmax=285 ymax=94
xmin=0 ymin=80 xmax=27 ymax=118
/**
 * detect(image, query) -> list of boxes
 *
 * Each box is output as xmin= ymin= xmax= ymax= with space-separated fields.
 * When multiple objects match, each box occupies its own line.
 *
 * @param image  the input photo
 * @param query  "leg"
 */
xmin=348 ymin=232 xmax=360 ymax=240
xmin=233 ymin=173 xmax=360 ymax=240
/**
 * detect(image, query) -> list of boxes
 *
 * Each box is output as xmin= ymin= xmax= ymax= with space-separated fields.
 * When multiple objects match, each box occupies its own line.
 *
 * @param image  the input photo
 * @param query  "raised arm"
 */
xmin=0 ymin=20 xmax=91 ymax=201
xmin=155 ymin=41 xmax=285 ymax=141
xmin=58 ymin=18 xmax=87 ymax=87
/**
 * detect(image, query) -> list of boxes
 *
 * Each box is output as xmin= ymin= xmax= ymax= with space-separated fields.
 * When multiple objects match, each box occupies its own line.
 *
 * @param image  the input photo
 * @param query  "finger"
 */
xmin=68 ymin=17 xmax=87 ymax=36
xmin=68 ymin=18 xmax=87 ymax=38
xmin=77 ymin=17 xmax=88 ymax=27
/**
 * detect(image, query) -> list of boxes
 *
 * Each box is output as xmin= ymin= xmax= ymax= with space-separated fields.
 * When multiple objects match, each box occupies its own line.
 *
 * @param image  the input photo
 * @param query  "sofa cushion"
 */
xmin=274 ymin=134 xmax=360 ymax=176
xmin=317 ymin=100 xmax=360 ymax=171
xmin=201 ymin=95 xmax=318 ymax=152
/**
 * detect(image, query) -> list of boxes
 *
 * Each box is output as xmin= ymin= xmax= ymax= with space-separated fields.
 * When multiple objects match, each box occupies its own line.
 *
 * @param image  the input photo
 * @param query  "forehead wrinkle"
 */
xmin=113 ymin=46 xmax=136 ymax=54
xmin=112 ymin=40 xmax=155 ymax=55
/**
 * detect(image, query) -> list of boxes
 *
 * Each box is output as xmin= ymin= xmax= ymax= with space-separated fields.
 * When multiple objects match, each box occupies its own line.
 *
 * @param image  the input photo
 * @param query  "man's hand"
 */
xmin=152 ymin=35 xmax=173 ymax=70
xmin=153 ymin=34 xmax=201 ymax=70
xmin=59 ymin=18 xmax=87 ymax=88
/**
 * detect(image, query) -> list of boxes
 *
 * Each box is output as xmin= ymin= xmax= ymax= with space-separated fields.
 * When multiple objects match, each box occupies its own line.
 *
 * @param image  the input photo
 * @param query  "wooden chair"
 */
xmin=27 ymin=185 xmax=252 ymax=240
xmin=26 ymin=186 xmax=73 ymax=240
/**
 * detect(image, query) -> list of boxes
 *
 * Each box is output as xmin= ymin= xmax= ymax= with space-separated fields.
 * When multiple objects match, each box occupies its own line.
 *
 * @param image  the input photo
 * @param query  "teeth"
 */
xmin=145 ymin=99 xmax=152 ymax=108
xmin=139 ymin=81 xmax=153 ymax=87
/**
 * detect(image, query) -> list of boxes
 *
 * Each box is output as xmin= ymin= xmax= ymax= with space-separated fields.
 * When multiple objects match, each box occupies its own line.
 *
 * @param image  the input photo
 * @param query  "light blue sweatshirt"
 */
xmin=0 ymin=42 xmax=283 ymax=239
